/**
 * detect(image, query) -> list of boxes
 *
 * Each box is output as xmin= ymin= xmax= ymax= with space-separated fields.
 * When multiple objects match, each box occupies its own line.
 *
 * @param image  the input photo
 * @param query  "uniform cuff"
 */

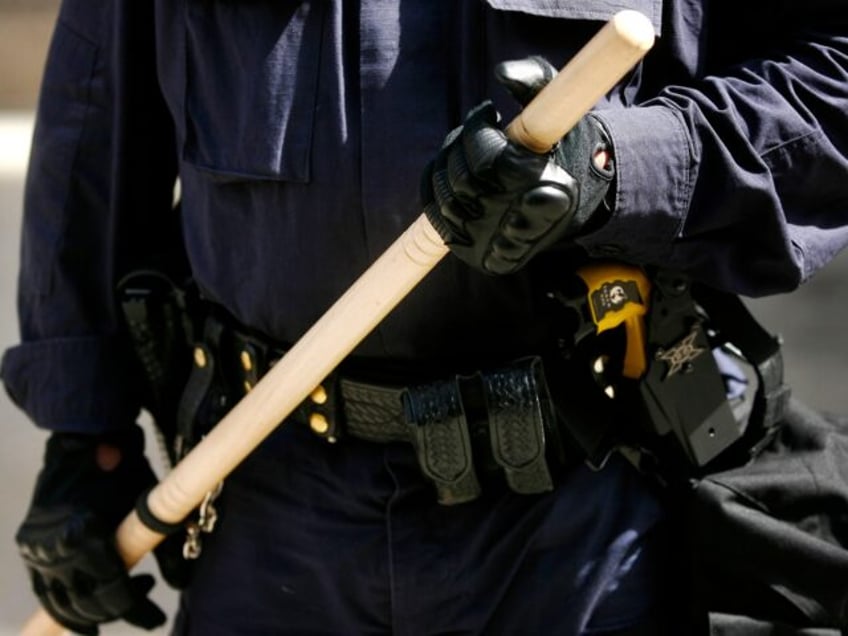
xmin=579 ymin=104 xmax=694 ymax=265
xmin=1 ymin=336 xmax=142 ymax=433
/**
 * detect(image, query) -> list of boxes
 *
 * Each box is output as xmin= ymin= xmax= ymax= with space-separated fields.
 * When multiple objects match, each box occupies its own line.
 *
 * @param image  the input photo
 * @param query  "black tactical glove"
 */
xmin=422 ymin=56 xmax=615 ymax=275
xmin=16 ymin=425 xmax=189 ymax=635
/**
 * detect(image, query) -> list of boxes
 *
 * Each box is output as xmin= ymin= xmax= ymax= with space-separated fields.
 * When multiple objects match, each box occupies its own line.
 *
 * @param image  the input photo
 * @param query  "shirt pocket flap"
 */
xmin=183 ymin=2 xmax=324 ymax=183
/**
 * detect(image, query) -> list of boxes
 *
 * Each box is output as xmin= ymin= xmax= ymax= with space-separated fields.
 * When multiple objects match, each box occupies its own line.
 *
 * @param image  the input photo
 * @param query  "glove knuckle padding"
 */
xmin=22 ymin=510 xmax=130 ymax=623
xmin=489 ymin=234 xmax=525 ymax=261
xmin=430 ymin=116 xmax=612 ymax=274
xmin=524 ymin=185 xmax=574 ymax=225
xmin=421 ymin=63 xmax=613 ymax=274
xmin=16 ymin=426 xmax=173 ymax=633
xmin=474 ymin=142 xmax=578 ymax=273
xmin=502 ymin=185 xmax=573 ymax=242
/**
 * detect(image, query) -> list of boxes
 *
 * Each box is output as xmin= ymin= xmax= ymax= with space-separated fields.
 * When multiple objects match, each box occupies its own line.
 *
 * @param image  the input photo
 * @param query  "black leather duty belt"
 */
xmin=179 ymin=315 xmax=572 ymax=505
xmin=336 ymin=360 xmax=563 ymax=505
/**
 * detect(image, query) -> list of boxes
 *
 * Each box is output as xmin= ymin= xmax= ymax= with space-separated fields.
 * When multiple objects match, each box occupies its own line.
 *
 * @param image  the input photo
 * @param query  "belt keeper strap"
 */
xmin=483 ymin=357 xmax=554 ymax=495
xmin=135 ymin=487 xmax=186 ymax=535
xmin=402 ymin=378 xmax=481 ymax=505
xmin=174 ymin=320 xmax=222 ymax=461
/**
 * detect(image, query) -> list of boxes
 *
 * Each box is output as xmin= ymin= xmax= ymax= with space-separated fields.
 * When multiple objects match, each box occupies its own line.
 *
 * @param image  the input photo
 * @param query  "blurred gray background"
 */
xmin=0 ymin=3 xmax=846 ymax=635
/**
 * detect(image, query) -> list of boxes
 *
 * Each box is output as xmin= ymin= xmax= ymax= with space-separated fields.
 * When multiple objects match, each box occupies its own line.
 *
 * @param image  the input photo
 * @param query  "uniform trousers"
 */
xmin=172 ymin=417 xmax=674 ymax=635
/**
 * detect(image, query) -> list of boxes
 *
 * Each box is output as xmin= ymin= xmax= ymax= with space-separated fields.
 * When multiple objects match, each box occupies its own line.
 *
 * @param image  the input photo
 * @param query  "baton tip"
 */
xmin=611 ymin=10 xmax=656 ymax=52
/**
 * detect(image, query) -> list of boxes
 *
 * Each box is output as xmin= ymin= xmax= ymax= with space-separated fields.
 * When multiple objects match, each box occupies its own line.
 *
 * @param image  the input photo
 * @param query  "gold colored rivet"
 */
xmin=309 ymin=412 xmax=329 ymax=435
xmin=310 ymin=385 xmax=328 ymax=405
xmin=240 ymin=350 xmax=253 ymax=372
xmin=243 ymin=380 xmax=253 ymax=393
xmin=194 ymin=347 xmax=207 ymax=368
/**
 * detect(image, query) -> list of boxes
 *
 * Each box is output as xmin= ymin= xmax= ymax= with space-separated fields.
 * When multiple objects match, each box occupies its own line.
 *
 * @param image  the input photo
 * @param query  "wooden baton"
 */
xmin=22 ymin=10 xmax=654 ymax=635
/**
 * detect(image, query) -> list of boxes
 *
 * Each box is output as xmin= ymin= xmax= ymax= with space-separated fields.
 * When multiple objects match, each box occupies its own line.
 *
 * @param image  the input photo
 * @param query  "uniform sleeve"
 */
xmin=584 ymin=3 xmax=848 ymax=296
xmin=0 ymin=0 xmax=179 ymax=433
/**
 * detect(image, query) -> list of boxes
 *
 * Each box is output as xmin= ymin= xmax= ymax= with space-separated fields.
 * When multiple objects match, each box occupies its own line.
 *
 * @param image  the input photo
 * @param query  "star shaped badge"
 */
xmin=655 ymin=326 xmax=706 ymax=379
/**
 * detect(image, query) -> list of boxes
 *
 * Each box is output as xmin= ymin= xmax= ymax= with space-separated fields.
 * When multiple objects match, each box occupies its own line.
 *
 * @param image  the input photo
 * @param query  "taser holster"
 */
xmin=634 ymin=270 xmax=746 ymax=469
xmin=553 ymin=263 xmax=790 ymax=477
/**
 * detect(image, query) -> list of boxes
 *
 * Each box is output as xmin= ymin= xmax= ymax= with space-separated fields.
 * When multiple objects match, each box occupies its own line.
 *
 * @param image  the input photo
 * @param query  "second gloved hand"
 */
xmin=422 ymin=56 xmax=615 ymax=275
xmin=15 ymin=425 xmax=190 ymax=635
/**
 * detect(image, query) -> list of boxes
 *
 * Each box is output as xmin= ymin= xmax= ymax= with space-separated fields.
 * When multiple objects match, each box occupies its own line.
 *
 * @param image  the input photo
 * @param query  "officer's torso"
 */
xmin=154 ymin=0 xmax=670 ymax=361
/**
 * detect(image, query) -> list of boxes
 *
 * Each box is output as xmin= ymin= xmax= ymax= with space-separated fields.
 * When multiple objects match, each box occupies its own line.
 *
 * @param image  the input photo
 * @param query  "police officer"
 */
xmin=4 ymin=1 xmax=848 ymax=635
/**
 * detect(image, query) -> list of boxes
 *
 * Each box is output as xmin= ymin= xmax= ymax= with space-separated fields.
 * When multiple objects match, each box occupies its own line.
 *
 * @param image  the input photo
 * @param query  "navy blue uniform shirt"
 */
xmin=3 ymin=0 xmax=848 ymax=433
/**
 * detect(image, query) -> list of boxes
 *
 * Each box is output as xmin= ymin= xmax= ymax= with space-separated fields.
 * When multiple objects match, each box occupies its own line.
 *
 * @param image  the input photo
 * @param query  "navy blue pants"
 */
xmin=173 ymin=420 xmax=673 ymax=635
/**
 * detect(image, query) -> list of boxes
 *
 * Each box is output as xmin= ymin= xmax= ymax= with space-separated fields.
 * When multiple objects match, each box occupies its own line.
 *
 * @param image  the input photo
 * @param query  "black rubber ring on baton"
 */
xmin=135 ymin=487 xmax=186 ymax=535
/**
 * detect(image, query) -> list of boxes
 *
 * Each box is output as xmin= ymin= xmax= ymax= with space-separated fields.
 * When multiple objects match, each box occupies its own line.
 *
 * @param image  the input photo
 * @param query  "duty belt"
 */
xmin=175 ymin=314 xmax=576 ymax=506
